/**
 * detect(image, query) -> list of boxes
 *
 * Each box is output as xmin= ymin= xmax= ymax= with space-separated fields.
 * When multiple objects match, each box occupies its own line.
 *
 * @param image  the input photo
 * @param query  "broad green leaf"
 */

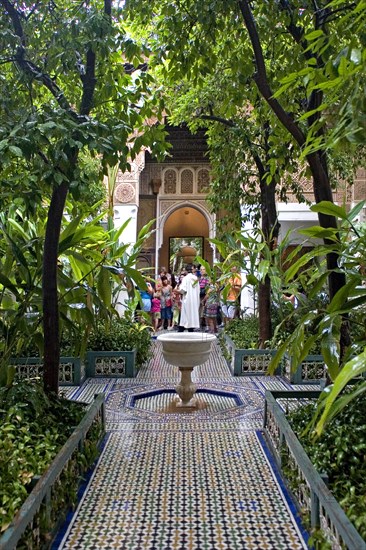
xmin=246 ymin=274 xmax=259 ymax=286
xmin=97 ymin=267 xmax=112 ymax=309
xmin=9 ymin=145 xmax=23 ymax=157
xmin=298 ymin=226 xmax=338 ymax=240
xmin=320 ymin=329 xmax=340 ymax=380
xmin=257 ymin=259 xmax=270 ymax=280
xmin=7 ymin=219 xmax=30 ymax=241
xmin=315 ymin=348 xmax=366 ymax=436
xmin=315 ymin=381 xmax=366 ymax=434
xmin=284 ymin=246 xmax=329 ymax=282
xmin=0 ymin=274 xmax=20 ymax=297
xmin=347 ymin=200 xmax=366 ymax=221
xmin=328 ymin=280 xmax=357 ymax=313
xmin=310 ymin=201 xmax=348 ymax=220
xmin=268 ymin=339 xmax=288 ymax=375
xmin=305 ymin=30 xmax=324 ymax=40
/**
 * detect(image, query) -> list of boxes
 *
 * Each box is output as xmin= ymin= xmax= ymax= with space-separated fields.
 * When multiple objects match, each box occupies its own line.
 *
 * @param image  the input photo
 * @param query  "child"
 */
xmin=203 ymin=282 xmax=220 ymax=334
xmin=151 ymin=292 xmax=161 ymax=333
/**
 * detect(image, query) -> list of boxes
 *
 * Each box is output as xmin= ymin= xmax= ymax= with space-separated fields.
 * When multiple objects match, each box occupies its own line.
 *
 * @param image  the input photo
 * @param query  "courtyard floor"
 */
xmin=53 ymin=335 xmax=310 ymax=549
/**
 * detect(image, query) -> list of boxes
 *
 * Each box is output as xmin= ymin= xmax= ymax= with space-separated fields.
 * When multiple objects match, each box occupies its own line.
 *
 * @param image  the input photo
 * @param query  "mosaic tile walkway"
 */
xmin=54 ymin=336 xmax=309 ymax=549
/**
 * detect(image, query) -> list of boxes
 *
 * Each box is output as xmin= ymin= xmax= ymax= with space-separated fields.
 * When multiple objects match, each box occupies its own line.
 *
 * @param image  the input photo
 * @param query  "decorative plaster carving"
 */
xmin=116 ymin=170 xmax=135 ymax=183
xmin=181 ymin=169 xmax=194 ymax=193
xmin=114 ymin=183 xmax=136 ymax=204
xmin=160 ymin=200 xmax=178 ymax=215
xmin=164 ymin=169 xmax=177 ymax=194
xmin=138 ymin=199 xmax=156 ymax=248
xmin=197 ymin=168 xmax=210 ymax=193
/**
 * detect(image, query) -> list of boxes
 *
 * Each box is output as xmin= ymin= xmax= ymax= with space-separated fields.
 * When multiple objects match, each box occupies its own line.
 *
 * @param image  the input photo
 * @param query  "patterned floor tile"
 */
xmin=57 ymin=431 xmax=306 ymax=549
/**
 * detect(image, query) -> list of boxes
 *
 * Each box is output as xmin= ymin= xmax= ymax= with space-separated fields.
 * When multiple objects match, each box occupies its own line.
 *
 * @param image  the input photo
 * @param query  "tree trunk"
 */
xmin=238 ymin=0 xmax=350 ymax=357
xmin=256 ymin=155 xmax=280 ymax=347
xmin=42 ymin=180 xmax=69 ymax=394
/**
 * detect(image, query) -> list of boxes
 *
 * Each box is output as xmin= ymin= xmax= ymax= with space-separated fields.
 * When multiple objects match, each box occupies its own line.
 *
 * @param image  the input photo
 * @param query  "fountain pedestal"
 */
xmin=176 ymin=367 xmax=197 ymax=407
xmin=157 ymin=332 xmax=216 ymax=410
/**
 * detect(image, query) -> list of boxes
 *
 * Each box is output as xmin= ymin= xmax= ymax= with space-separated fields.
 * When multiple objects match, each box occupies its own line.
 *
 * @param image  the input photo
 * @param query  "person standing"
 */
xmin=138 ymin=281 xmax=153 ymax=313
xmin=178 ymin=264 xmax=200 ymax=332
xmin=160 ymin=275 xmax=173 ymax=330
xmin=171 ymin=284 xmax=182 ymax=328
xmin=198 ymin=265 xmax=209 ymax=328
xmin=221 ymin=265 xmax=242 ymax=325
xmin=151 ymin=292 xmax=161 ymax=333
xmin=203 ymin=282 xmax=220 ymax=334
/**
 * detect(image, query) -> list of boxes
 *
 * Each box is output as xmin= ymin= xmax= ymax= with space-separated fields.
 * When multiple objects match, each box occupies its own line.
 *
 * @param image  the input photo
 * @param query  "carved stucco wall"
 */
xmin=119 ymin=145 xmax=366 ymax=271
xmin=283 ymin=166 xmax=365 ymax=205
xmin=113 ymin=150 xmax=146 ymax=206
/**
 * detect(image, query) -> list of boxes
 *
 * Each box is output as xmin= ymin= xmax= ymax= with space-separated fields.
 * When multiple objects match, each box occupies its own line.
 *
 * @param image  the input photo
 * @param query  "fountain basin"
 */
xmin=157 ymin=332 xmax=216 ymax=366
xmin=157 ymin=332 xmax=216 ymax=408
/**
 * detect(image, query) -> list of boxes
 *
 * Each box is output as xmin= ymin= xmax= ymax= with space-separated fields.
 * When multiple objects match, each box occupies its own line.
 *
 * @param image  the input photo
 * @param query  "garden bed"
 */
xmin=222 ymin=333 xmax=278 ymax=376
xmin=0 ymin=389 xmax=105 ymax=550
xmin=263 ymin=390 xmax=365 ymax=549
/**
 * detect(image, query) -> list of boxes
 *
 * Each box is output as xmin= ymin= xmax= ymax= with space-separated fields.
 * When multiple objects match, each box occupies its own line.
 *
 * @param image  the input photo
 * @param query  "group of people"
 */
xmin=137 ymin=264 xmax=242 ymax=334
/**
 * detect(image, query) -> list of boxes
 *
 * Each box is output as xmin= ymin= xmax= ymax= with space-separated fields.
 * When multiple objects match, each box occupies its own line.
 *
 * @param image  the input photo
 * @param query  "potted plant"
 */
xmin=3 ymin=326 xmax=85 ymax=387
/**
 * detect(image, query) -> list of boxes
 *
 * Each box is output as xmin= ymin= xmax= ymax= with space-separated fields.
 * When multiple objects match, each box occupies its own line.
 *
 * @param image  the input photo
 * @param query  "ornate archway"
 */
xmin=156 ymin=200 xmax=215 ymax=272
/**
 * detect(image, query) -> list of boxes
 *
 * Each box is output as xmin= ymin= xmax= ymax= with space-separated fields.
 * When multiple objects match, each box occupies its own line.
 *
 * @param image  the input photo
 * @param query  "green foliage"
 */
xmin=87 ymin=316 xmax=152 ymax=368
xmin=223 ymin=316 xmax=260 ymax=350
xmin=0 ymin=201 xmax=157 ymax=366
xmin=269 ymin=202 xmax=366 ymax=425
xmin=0 ymin=0 xmax=168 ymax=392
xmin=286 ymin=391 xmax=366 ymax=541
xmin=0 ymin=382 xmax=86 ymax=532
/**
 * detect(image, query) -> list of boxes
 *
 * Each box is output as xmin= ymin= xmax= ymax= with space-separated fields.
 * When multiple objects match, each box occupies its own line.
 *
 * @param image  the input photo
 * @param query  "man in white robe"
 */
xmin=178 ymin=265 xmax=200 ymax=331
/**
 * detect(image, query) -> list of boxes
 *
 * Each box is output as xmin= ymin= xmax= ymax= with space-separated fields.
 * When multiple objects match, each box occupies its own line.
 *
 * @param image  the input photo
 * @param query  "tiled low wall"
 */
xmin=86 ymin=350 xmax=136 ymax=378
xmin=10 ymin=357 xmax=85 ymax=386
xmin=222 ymin=335 xmax=278 ymax=376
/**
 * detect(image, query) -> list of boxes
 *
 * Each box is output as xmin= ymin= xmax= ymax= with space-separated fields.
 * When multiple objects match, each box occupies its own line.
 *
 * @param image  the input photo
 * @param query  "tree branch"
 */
xmin=199 ymin=114 xmax=236 ymax=127
xmin=80 ymin=48 xmax=96 ymax=116
xmin=0 ymin=0 xmax=85 ymax=121
xmin=238 ymin=0 xmax=307 ymax=148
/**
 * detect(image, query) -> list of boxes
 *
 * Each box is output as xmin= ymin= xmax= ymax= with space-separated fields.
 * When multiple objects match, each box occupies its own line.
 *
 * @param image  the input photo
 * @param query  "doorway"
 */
xmin=158 ymin=205 xmax=212 ymax=272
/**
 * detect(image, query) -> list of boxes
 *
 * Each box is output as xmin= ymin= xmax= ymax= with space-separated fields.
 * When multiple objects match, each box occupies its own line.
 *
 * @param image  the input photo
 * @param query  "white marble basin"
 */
xmin=157 ymin=332 xmax=216 ymax=408
xmin=157 ymin=332 xmax=216 ymax=367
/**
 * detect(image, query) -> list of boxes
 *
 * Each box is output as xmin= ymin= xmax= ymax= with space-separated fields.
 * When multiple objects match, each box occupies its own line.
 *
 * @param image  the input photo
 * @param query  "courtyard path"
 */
xmin=53 ymin=336 xmax=308 ymax=549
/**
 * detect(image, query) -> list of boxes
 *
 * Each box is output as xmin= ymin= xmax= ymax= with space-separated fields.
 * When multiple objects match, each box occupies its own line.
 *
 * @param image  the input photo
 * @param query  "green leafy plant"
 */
xmin=223 ymin=316 xmax=260 ymax=349
xmin=0 ymin=382 xmax=87 ymax=532
xmin=269 ymin=201 xmax=366 ymax=434
xmin=87 ymin=315 xmax=152 ymax=368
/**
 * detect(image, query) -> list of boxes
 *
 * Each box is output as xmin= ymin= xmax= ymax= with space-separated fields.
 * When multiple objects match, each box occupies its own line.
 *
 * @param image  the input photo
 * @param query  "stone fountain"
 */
xmin=157 ymin=332 xmax=216 ymax=410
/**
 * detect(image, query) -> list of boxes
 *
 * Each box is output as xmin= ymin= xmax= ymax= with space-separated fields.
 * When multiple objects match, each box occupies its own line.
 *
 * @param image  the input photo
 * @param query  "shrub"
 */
xmin=286 ymin=387 xmax=366 ymax=542
xmin=224 ymin=315 xmax=260 ymax=349
xmin=87 ymin=317 xmax=152 ymax=368
xmin=0 ymin=382 xmax=86 ymax=532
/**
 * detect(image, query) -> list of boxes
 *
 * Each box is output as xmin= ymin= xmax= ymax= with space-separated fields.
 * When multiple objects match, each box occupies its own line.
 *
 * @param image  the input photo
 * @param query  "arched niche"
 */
xmin=157 ymin=202 xmax=214 ymax=271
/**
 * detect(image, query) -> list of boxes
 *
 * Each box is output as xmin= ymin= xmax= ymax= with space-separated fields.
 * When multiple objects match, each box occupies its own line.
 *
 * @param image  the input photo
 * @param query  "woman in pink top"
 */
xmin=151 ymin=292 xmax=161 ymax=333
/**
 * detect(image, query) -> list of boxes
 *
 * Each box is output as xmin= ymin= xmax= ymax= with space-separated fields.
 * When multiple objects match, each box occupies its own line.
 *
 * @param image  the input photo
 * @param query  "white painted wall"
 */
xmin=113 ymin=204 xmax=138 ymax=316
